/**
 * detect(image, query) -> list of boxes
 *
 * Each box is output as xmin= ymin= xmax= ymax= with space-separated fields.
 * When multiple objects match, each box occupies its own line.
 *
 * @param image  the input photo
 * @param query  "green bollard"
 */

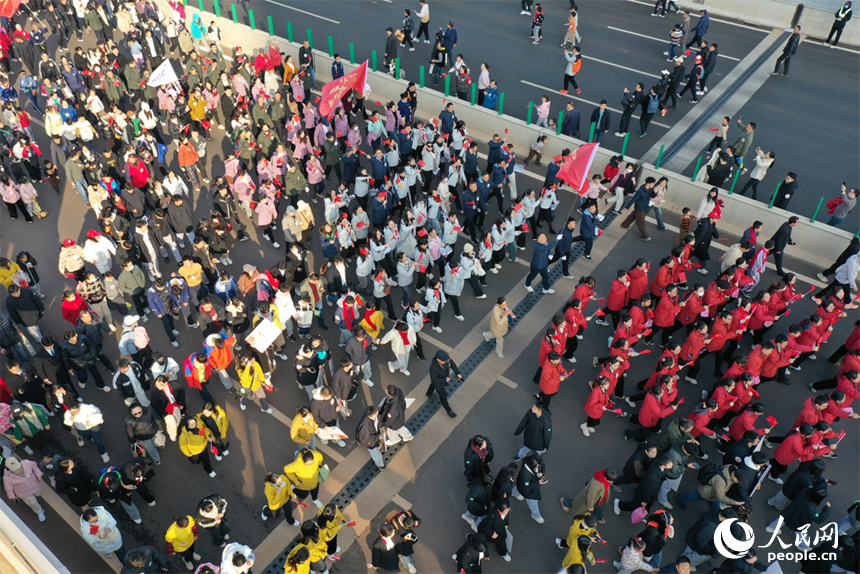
xmin=768 ymin=183 xmax=781 ymax=209
xmin=444 ymin=74 xmax=450 ymax=97
xmin=498 ymin=92 xmax=505 ymax=116
xmin=287 ymin=22 xmax=293 ymax=43
xmin=248 ymin=9 xmax=255 ymax=30
xmin=691 ymin=157 xmax=702 ymax=181
xmin=419 ymin=65 xmax=425 ymax=88
xmin=267 ymin=16 xmax=275 ymax=36
xmin=349 ymin=43 xmax=355 ymax=64
xmin=307 ymin=29 xmax=313 ymax=50
xmin=810 ymin=197 xmax=825 ymax=223
xmin=621 ymin=132 xmax=630 ymax=157
xmin=557 ymin=111 xmax=564 ymax=135
xmin=526 ymin=102 xmax=534 ymax=125
xmin=328 ymin=36 xmax=334 ymax=57
xmin=197 ymin=0 xmax=204 ymax=12
xmin=395 ymin=57 xmax=400 ymax=79
xmin=655 ymin=144 xmax=665 ymax=169
xmin=371 ymin=51 xmax=377 ymax=72
xmin=231 ymin=4 xmax=238 ymax=23
xmin=855 ymin=227 xmax=860 ymax=239
xmin=587 ymin=122 xmax=595 ymax=143
xmin=471 ymin=83 xmax=476 ymax=106
xmin=182 ymin=0 xmax=188 ymax=5
xmin=214 ymin=1 xmax=220 ymax=17
xmin=728 ymin=169 xmax=741 ymax=194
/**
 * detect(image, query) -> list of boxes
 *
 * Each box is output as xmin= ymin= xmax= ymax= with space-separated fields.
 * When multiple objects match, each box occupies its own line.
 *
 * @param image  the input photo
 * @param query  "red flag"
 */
xmin=319 ymin=61 xmax=368 ymax=117
xmin=598 ymin=298 xmax=605 ymax=307
xmin=345 ymin=521 xmax=356 ymax=527
xmin=594 ymin=309 xmax=606 ymax=317
xmin=556 ymin=143 xmax=600 ymax=194
xmin=638 ymin=349 xmax=652 ymax=355
xmin=767 ymin=416 xmax=778 ymax=427
xmin=0 ymin=0 xmax=21 ymax=18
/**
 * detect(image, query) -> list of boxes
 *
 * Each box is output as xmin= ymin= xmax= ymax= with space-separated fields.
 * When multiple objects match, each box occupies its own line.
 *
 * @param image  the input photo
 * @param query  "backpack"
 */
xmin=646 ymin=94 xmax=659 ymax=114
xmin=697 ymin=463 xmax=721 ymax=485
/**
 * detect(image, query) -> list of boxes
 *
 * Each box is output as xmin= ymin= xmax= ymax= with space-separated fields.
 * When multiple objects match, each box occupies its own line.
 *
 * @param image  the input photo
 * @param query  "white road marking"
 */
xmin=498 ymin=376 xmax=519 ymax=389
xmin=520 ymin=80 xmax=672 ymax=129
xmin=605 ymin=26 xmax=741 ymax=61
xmin=259 ymin=0 xmax=341 ymax=24
xmin=583 ymin=55 xmax=662 ymax=79
xmin=623 ymin=0 xmax=770 ymax=33
xmin=391 ymin=494 xmax=412 ymax=509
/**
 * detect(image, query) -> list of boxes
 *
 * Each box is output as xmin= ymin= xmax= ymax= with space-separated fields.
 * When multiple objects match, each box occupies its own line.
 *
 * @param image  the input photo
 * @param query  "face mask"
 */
xmin=626 ymin=168 xmax=633 ymax=173
xmin=697 ymin=291 xmax=705 ymax=297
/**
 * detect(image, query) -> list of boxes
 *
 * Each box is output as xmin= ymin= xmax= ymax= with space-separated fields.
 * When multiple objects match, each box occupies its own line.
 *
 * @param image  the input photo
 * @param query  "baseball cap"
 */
xmin=123 ymin=315 xmax=140 ymax=327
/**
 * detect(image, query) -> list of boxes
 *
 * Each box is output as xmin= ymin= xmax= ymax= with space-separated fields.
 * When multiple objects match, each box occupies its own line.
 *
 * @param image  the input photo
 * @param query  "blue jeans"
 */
xmin=525 ymin=265 xmax=550 ymax=290
xmin=827 ymin=216 xmax=845 ymax=227
xmin=307 ymin=65 xmax=316 ymax=89
xmin=645 ymin=206 xmax=666 ymax=230
xmin=158 ymin=314 xmax=176 ymax=343
xmin=74 ymin=179 xmax=89 ymax=205
xmin=2 ymin=341 xmax=29 ymax=363
xmin=678 ymin=490 xmax=721 ymax=509
xmin=649 ymin=550 xmax=663 ymax=569
xmin=78 ymin=426 xmax=107 ymax=455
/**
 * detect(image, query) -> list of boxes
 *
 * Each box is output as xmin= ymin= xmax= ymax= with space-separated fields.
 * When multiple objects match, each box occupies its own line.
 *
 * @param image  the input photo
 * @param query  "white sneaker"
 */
xmin=542 ymin=288 xmax=555 ymax=294
xmin=614 ymin=499 xmax=621 ymax=515
xmin=475 ymin=294 xmax=487 ymax=299
xmin=455 ymin=315 xmax=465 ymax=321
xmin=532 ymin=515 xmax=545 ymax=524
xmin=581 ymin=423 xmax=591 ymax=437
xmin=272 ymin=242 xmax=281 ymax=248
xmin=566 ymin=356 xmax=577 ymax=364
xmin=401 ymin=370 xmax=411 ymax=376
xmin=336 ymin=439 xmax=346 ymax=447
xmin=209 ymin=471 xmax=217 ymax=478
xmin=215 ymin=454 xmax=223 ymax=461
xmin=184 ymin=560 xmax=194 ymax=571
xmin=133 ymin=517 xmax=142 ymax=524
xmin=432 ymin=326 xmax=443 ymax=333
xmin=461 ymin=512 xmax=475 ymax=525
xmin=525 ymin=285 xmax=534 ymax=292
xmin=365 ymin=379 xmax=375 ymax=387
xmin=313 ymin=499 xmax=323 ymax=509
xmin=100 ymin=452 xmax=110 ymax=463
xmin=684 ymin=376 xmax=698 ymax=385
xmin=389 ymin=362 xmax=396 ymax=373
xmin=147 ymin=500 xmax=157 ymax=507
xmin=171 ymin=329 xmax=180 ymax=335
xmin=502 ymin=554 xmax=511 ymax=562
xmin=171 ymin=340 xmax=180 ymax=348
xmin=262 ymin=408 xmax=274 ymax=414
xmin=240 ymin=402 xmax=246 ymax=410
xmin=37 ymin=511 xmax=46 ymax=522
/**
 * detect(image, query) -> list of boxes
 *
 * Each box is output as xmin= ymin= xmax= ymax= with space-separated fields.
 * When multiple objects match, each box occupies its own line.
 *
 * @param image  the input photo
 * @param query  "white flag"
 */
xmin=147 ymin=60 xmax=179 ymax=87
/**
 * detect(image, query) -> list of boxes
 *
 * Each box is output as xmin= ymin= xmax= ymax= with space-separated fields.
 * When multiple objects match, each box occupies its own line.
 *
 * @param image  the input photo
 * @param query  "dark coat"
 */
xmin=515 ymin=456 xmax=545 ymax=500
xmin=770 ymin=221 xmax=794 ymax=252
xmin=465 ymin=481 xmax=493 ymax=516
xmin=477 ymin=506 xmax=507 ymax=542
xmin=54 ymin=463 xmax=94 ymax=507
xmin=782 ymin=32 xmax=801 ymax=55
xmin=685 ymin=506 xmax=722 ymax=555
xmin=355 ymin=413 xmax=382 ymax=449
xmin=632 ymin=462 xmax=667 ymax=508
xmin=59 ymin=335 xmax=100 ymax=369
xmin=692 ymin=218 xmax=719 ymax=261
xmin=311 ymin=396 xmax=340 ymax=426
xmin=782 ymin=496 xmax=831 ymax=530
xmin=149 ymin=382 xmax=186 ymax=418
xmin=119 ymin=545 xmax=169 ymax=574
xmin=455 ymin=537 xmax=485 ymax=573
xmin=590 ymin=107 xmax=611 ymax=131
xmin=5 ymin=290 xmax=44 ymax=327
xmin=561 ymin=109 xmax=581 ymax=137
xmin=514 ymin=410 xmax=552 ymax=451
xmin=370 ymin=536 xmax=400 ymax=571
xmin=463 ymin=438 xmax=494 ymax=484
xmin=772 ymin=180 xmax=797 ymax=210
xmin=125 ymin=406 xmax=164 ymax=442
xmin=380 ymin=388 xmax=407 ymax=430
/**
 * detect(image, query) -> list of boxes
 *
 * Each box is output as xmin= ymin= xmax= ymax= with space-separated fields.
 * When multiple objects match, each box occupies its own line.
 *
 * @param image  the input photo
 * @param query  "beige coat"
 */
xmin=569 ymin=476 xmax=609 ymax=515
xmin=489 ymin=304 xmax=509 ymax=338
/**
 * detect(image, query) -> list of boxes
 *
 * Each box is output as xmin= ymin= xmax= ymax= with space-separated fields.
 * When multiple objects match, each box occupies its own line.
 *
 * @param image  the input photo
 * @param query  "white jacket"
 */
xmin=380 ymin=325 xmax=417 ymax=356
xmin=83 ymin=238 xmax=116 ymax=274
xmin=748 ymin=150 xmax=773 ymax=181
xmin=220 ymin=543 xmax=255 ymax=574
xmin=80 ymin=507 xmax=123 ymax=554
xmin=64 ymin=403 xmax=104 ymax=430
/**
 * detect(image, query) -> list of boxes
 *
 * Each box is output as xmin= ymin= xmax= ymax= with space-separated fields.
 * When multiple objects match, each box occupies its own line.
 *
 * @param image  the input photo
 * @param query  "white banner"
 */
xmin=147 ymin=60 xmax=179 ymax=87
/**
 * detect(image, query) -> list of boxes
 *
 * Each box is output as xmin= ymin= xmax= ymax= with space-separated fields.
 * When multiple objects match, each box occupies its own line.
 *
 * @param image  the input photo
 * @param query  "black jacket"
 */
xmin=632 ymin=462 xmax=667 ymax=507
xmin=685 ymin=506 xmax=722 ymax=555
xmin=781 ymin=466 xmax=825 ymax=501
xmin=4 ymin=365 xmax=40 ymax=400
xmin=782 ymin=496 xmax=830 ymax=530
xmin=783 ymin=32 xmax=801 ymax=55
xmin=515 ymin=456 xmax=545 ymax=500
xmin=514 ymin=410 xmax=552 ymax=451
xmin=355 ymin=413 xmax=382 ymax=449
xmin=590 ymin=107 xmax=611 ymax=131
xmin=5 ymin=290 xmax=44 ymax=327
xmin=669 ymin=65 xmax=686 ymax=89
xmin=370 ymin=536 xmax=400 ymax=571
xmin=380 ymin=387 xmax=407 ymax=430
xmin=722 ymin=440 xmax=754 ymax=466
xmin=706 ymin=160 xmax=732 ymax=187
xmin=59 ymin=335 xmax=100 ymax=369
xmin=704 ymin=48 xmax=719 ymax=73
xmin=428 ymin=357 xmax=461 ymax=390
xmin=692 ymin=218 xmax=719 ymax=261
xmin=31 ymin=346 xmax=65 ymax=381
xmin=331 ymin=368 xmax=357 ymax=402
xmin=311 ymin=396 xmax=340 ymax=426
xmin=385 ymin=34 xmax=398 ymax=58
xmin=477 ymin=506 xmax=507 ymax=542
xmin=55 ymin=463 xmax=94 ymax=507
xmin=773 ymin=180 xmax=798 ymax=209
xmin=125 ymin=406 xmax=164 ymax=442
xmin=465 ymin=481 xmax=492 ymax=516
xmin=621 ymin=447 xmax=653 ymax=483
xmin=149 ymin=382 xmax=186 ymax=418
xmin=770 ymin=221 xmax=794 ymax=252
xmin=463 ymin=438 xmax=494 ymax=484
xmin=456 ymin=537 xmax=485 ymax=573
xmin=561 ymin=109 xmax=581 ymax=137
xmin=120 ymin=545 xmax=168 ymax=574
xmin=113 ymin=362 xmax=147 ymax=399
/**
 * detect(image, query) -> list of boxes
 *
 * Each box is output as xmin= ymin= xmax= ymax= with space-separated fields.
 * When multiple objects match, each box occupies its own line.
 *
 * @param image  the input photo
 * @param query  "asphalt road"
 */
xmin=239 ymin=0 xmax=860 ymax=219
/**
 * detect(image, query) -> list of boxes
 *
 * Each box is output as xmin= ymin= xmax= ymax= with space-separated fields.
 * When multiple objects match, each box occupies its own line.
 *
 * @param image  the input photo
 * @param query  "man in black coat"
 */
xmin=4 ymin=359 xmax=48 ymax=407
xmin=464 ymin=435 xmax=494 ymax=485
xmin=513 ymin=453 xmax=547 ymax=523
xmin=380 ymin=384 xmax=413 ymax=446
xmin=617 ymin=84 xmax=644 ymax=137
xmin=772 ymin=25 xmax=802 ymax=76
xmin=663 ymin=58 xmax=685 ymax=110
xmin=384 ymin=27 xmax=398 ymax=69
xmin=769 ymin=215 xmax=799 ymax=276
xmin=31 ymin=336 xmax=77 ymax=400
xmin=426 ymin=350 xmax=462 ymax=417
xmin=615 ymin=453 xmax=673 ymax=514
xmin=722 ymin=430 xmax=761 ymax=466
xmin=59 ymin=331 xmax=106 ymax=390
xmin=561 ymin=102 xmax=581 ymax=138
xmin=771 ymin=173 xmax=798 ymax=211
xmin=589 ymin=101 xmax=612 ymax=144
xmin=682 ymin=507 xmax=739 ymax=569
xmin=119 ymin=545 xmax=169 ymax=574
xmin=729 ymin=452 xmax=769 ymax=505
xmin=461 ymin=473 xmax=493 ymax=526
xmin=513 ymin=402 xmax=552 ymax=460
xmin=5 ymin=284 xmax=45 ymax=341
xmin=477 ymin=499 xmax=511 ymax=560
xmin=356 ymin=406 xmax=386 ymax=470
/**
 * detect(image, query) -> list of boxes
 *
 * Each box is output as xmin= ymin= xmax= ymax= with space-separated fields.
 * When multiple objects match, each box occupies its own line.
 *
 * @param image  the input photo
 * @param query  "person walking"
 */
xmin=3 ymin=457 xmax=47 ymax=522
xmin=685 ymin=9 xmax=710 ymax=49
xmin=380 ymin=384 xmax=413 ymax=446
xmin=512 ymin=453 xmax=548 ymax=523
xmin=262 ymin=472 xmax=298 ymax=525
xmin=165 ymin=515 xmax=201 ymax=570
xmin=590 ymin=101 xmax=611 ymax=143
xmin=560 ymin=46 xmax=582 ymax=95
xmin=416 ymin=0 xmax=431 ymax=44
xmin=178 ymin=416 xmax=217 ymax=478
xmin=284 ymin=449 xmax=325 ymax=509
xmin=80 ymin=507 xmax=126 ymax=561
xmin=524 ymin=233 xmax=559 ymax=294
xmin=620 ymin=177 xmax=658 ymax=242
xmin=356 ymin=405 xmax=387 ymax=471
xmin=65 ymin=402 xmax=110 ymax=463
xmin=483 ymin=297 xmax=514 ymax=358
xmin=826 ymin=184 xmax=858 ymax=226
xmin=826 ymin=2 xmax=853 ymax=47
xmin=617 ymin=84 xmax=644 ymax=137
xmin=426 ymin=350 xmax=463 ymax=418
xmin=737 ymin=148 xmax=775 ymax=200
xmin=379 ymin=321 xmax=417 ymax=376
xmin=196 ymin=494 xmax=231 ymax=548
xmin=770 ymin=216 xmax=799 ymax=276
xmin=772 ymin=26 xmax=802 ymax=76
xmin=513 ymin=402 xmax=552 ymax=461
xmin=560 ymin=468 xmax=617 ymax=523
xmin=125 ymin=403 xmax=166 ymax=466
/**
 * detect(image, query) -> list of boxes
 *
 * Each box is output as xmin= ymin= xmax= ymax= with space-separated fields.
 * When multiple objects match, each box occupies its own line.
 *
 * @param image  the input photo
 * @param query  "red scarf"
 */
xmin=470 ymin=442 xmax=488 ymax=461
xmin=397 ymin=329 xmax=411 ymax=347
xmin=343 ymin=302 xmax=356 ymax=330
xmin=363 ymin=309 xmax=378 ymax=331
xmin=593 ymin=469 xmax=611 ymax=506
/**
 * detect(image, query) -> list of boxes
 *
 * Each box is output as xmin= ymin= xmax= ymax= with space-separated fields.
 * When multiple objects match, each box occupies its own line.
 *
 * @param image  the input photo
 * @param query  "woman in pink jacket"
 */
xmin=3 ymin=456 xmax=46 ymax=521
xmin=306 ymin=155 xmax=324 ymax=201
xmin=255 ymin=197 xmax=280 ymax=249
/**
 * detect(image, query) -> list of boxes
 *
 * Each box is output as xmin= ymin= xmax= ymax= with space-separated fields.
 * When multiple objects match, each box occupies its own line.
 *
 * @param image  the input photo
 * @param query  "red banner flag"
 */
xmin=0 ymin=0 xmax=21 ymax=18
xmin=319 ymin=61 xmax=368 ymax=117
xmin=556 ymin=142 xmax=600 ymax=194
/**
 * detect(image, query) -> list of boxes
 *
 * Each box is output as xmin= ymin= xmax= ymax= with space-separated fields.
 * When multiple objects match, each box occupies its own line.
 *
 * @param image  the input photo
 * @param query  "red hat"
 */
xmin=86 ymin=230 xmax=101 ymax=239
xmin=62 ymin=239 xmax=76 ymax=247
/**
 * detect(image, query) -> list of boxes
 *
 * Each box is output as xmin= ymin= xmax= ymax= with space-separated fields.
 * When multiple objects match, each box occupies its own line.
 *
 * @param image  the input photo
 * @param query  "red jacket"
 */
xmin=711 ymin=385 xmax=736 ymax=419
xmin=599 ymin=364 xmax=622 ymax=396
xmin=702 ymin=283 xmax=728 ymax=311
xmin=787 ymin=332 xmax=815 ymax=355
xmin=836 ymin=373 xmax=860 ymax=402
xmin=538 ymin=336 xmax=562 ymax=368
xmin=126 ymin=161 xmax=150 ymax=189
xmin=728 ymin=306 xmax=752 ymax=336
xmin=584 ymin=385 xmax=610 ymax=419
xmin=791 ymin=397 xmax=827 ymax=429
xmin=677 ymin=292 xmax=704 ymax=325
xmin=564 ymin=307 xmax=588 ymax=338
xmin=688 ymin=404 xmax=716 ymax=437
xmin=761 ymin=345 xmax=790 ymax=378
xmin=660 ymin=382 xmax=679 ymax=407
xmin=653 ymin=295 xmax=681 ymax=328
xmin=649 ymin=265 xmax=673 ymax=298
xmin=773 ymin=432 xmax=817 ymax=466
xmin=629 ymin=305 xmax=653 ymax=338
xmin=627 ymin=268 xmax=649 ymax=301
xmin=840 ymin=353 xmax=860 ymax=378
xmin=706 ymin=319 xmax=732 ymax=353
xmin=745 ymin=347 xmax=768 ymax=378
xmin=749 ymin=300 xmax=779 ymax=331
xmin=846 ymin=325 xmax=860 ymax=351
xmin=823 ymin=400 xmax=853 ymax=424
xmin=729 ymin=409 xmax=767 ymax=442
xmin=728 ymin=380 xmax=757 ymax=413
xmin=611 ymin=325 xmax=635 ymax=347
xmin=573 ymin=284 xmax=596 ymax=310
xmin=639 ymin=392 xmax=675 ymax=428
xmin=539 ymin=361 xmax=567 ymax=396
xmin=679 ymin=330 xmax=706 ymax=364
xmin=61 ymin=295 xmax=89 ymax=325
xmin=606 ymin=279 xmax=629 ymax=312
xmin=183 ymin=354 xmax=213 ymax=390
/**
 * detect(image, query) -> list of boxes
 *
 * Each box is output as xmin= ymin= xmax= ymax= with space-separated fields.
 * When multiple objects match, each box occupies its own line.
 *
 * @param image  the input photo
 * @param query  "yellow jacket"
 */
xmin=237 ymin=360 xmax=265 ymax=392
xmin=562 ymin=519 xmax=595 ymax=568
xmin=360 ymin=310 xmax=385 ymax=339
xmin=565 ymin=517 xmax=598 ymax=549
xmin=285 ymin=545 xmax=312 ymax=574
xmin=197 ymin=406 xmax=229 ymax=438
xmin=178 ymin=425 xmax=213 ymax=457
xmin=290 ymin=413 xmax=319 ymax=446
xmin=265 ymin=479 xmax=294 ymax=511
xmin=318 ymin=506 xmax=347 ymax=541
xmin=284 ymin=450 xmax=324 ymax=491
xmin=0 ymin=262 xmax=21 ymax=289
xmin=165 ymin=516 xmax=197 ymax=552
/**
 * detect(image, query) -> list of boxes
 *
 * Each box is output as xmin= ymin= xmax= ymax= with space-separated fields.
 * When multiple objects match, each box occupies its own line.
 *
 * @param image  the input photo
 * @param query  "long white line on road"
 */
xmin=606 ymin=26 xmax=741 ymax=61
xmin=643 ymin=216 xmax=826 ymax=288
xmin=260 ymin=0 xmax=341 ymax=24
xmin=623 ymin=0 xmax=770 ymax=33
xmin=583 ymin=55 xmax=662 ymax=79
xmin=520 ymin=81 xmax=672 ymax=129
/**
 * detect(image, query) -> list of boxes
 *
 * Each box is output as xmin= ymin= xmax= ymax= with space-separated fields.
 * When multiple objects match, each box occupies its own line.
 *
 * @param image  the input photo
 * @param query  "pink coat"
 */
xmin=255 ymin=199 xmax=278 ymax=226
xmin=307 ymin=158 xmax=323 ymax=184
xmin=4 ymin=460 xmax=43 ymax=499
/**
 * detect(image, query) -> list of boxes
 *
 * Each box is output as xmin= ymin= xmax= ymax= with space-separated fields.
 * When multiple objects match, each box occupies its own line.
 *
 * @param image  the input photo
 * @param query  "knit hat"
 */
xmin=463 ymin=244 xmax=474 ymax=253
xmin=435 ymin=350 xmax=449 ymax=361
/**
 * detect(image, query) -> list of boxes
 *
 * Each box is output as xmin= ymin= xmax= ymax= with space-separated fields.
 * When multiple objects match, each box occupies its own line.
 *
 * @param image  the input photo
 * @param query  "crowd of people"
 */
xmin=0 ymin=0 xmax=858 ymax=574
